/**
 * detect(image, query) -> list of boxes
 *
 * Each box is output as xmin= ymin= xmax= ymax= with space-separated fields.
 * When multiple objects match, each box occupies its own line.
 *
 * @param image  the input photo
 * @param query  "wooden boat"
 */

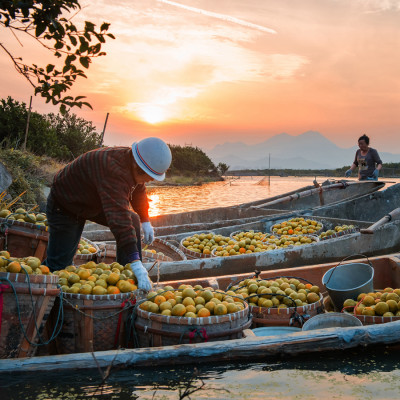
xmin=311 ymin=182 xmax=400 ymax=222
xmin=82 ymin=180 xmax=384 ymax=241
xmin=147 ymin=212 xmax=400 ymax=281
xmin=1 ymin=253 xmax=400 ymax=373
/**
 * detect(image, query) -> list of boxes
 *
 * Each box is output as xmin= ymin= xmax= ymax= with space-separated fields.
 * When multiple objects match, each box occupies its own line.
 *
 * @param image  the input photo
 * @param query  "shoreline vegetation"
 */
xmin=1 ymin=97 xmax=399 ymax=208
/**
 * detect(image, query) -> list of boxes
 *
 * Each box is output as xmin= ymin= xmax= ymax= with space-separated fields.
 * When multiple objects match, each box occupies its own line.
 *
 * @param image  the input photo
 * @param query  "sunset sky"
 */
xmin=1 ymin=0 xmax=399 ymax=152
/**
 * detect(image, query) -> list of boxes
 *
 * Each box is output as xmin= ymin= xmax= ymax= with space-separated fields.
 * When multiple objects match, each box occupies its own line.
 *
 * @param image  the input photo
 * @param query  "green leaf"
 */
xmin=54 ymin=41 xmax=64 ymax=50
xmin=100 ymin=23 xmax=110 ymax=32
xmin=107 ymin=33 xmax=116 ymax=39
xmin=35 ymin=23 xmax=46 ymax=37
xmin=82 ymin=102 xmax=93 ymax=110
xmin=79 ymin=57 xmax=90 ymax=69
xmin=65 ymin=54 xmax=77 ymax=65
xmin=68 ymin=34 xmax=77 ymax=46
xmin=46 ymin=64 xmax=55 ymax=73
xmin=63 ymin=65 xmax=71 ymax=74
xmin=60 ymin=104 xmax=67 ymax=115
xmin=85 ymin=21 xmax=95 ymax=32
xmin=78 ymin=37 xmax=88 ymax=52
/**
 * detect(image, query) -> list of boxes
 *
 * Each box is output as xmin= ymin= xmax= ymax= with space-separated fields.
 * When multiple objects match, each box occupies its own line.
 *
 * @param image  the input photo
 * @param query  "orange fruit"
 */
xmin=106 ymin=272 xmax=120 ymax=285
xmin=92 ymin=286 xmax=107 ymax=295
xmin=197 ymin=308 xmax=211 ymax=317
xmin=182 ymin=297 xmax=195 ymax=307
xmin=182 ymin=287 xmax=196 ymax=298
xmin=154 ymin=295 xmax=166 ymax=306
xmin=39 ymin=265 xmax=50 ymax=275
xmin=7 ymin=261 xmax=21 ymax=274
xmin=107 ymin=286 xmax=121 ymax=294
xmin=214 ymin=304 xmax=227 ymax=315
xmin=185 ymin=305 xmax=197 ymax=314
xmin=159 ymin=301 xmax=172 ymax=312
xmin=78 ymin=269 xmax=91 ymax=280
xmin=164 ymin=291 xmax=175 ymax=300
xmin=171 ymin=304 xmax=186 ymax=316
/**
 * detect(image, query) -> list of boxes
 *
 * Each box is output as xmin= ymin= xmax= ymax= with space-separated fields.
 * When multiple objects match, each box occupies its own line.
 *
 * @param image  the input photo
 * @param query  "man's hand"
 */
xmin=130 ymin=260 xmax=152 ymax=291
xmin=372 ymin=169 xmax=379 ymax=180
xmin=142 ymin=222 xmax=154 ymax=245
xmin=345 ymin=169 xmax=352 ymax=178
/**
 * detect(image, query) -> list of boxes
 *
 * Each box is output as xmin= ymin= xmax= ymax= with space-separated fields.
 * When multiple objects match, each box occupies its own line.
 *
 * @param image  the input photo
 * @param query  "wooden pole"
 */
xmin=360 ymin=208 xmax=400 ymax=234
xmin=22 ymin=96 xmax=32 ymax=151
xmin=100 ymin=112 xmax=109 ymax=146
xmin=268 ymin=153 xmax=271 ymax=186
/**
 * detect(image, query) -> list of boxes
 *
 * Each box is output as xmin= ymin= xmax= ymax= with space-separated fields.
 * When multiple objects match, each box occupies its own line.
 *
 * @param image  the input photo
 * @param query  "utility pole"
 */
xmin=22 ymin=96 xmax=32 ymax=151
xmin=100 ymin=112 xmax=109 ymax=146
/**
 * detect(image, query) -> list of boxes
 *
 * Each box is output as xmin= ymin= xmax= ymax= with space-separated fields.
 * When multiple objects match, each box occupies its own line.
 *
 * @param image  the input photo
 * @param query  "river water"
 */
xmin=146 ymin=176 xmax=399 ymax=217
xmin=2 ymin=177 xmax=400 ymax=399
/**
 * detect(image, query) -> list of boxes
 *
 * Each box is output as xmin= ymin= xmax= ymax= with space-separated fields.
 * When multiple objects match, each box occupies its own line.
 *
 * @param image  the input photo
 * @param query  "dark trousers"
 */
xmin=43 ymin=193 xmax=85 ymax=271
xmin=44 ymin=194 xmax=142 ymax=271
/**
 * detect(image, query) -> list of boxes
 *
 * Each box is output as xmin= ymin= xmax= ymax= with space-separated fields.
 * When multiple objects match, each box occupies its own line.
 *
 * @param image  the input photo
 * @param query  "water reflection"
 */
xmin=147 ymin=177 xmax=399 ymax=217
xmin=2 ymin=347 xmax=400 ymax=400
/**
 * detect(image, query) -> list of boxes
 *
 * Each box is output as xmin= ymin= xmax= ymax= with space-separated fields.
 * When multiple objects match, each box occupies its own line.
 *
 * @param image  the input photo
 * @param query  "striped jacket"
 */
xmin=50 ymin=146 xmax=149 ymax=255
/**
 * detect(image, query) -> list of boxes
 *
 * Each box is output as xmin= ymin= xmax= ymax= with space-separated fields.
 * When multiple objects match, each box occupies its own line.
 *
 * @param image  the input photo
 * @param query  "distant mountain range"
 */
xmin=208 ymin=131 xmax=400 ymax=170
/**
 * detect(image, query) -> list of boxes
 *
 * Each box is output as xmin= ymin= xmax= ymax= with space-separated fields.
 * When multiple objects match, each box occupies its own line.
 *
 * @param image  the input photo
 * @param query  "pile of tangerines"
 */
xmin=0 ymin=251 xmax=50 ymax=275
xmin=53 ymin=261 xmax=138 ymax=295
xmin=140 ymin=284 xmax=246 ymax=318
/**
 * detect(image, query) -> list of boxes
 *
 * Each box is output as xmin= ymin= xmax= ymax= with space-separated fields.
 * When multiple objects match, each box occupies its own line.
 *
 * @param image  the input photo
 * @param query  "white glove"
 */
xmin=142 ymin=222 xmax=154 ymax=245
xmin=130 ymin=260 xmax=152 ymax=292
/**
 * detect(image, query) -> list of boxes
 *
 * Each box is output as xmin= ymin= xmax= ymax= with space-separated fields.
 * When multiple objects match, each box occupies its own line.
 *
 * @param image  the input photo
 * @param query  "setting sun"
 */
xmin=137 ymin=105 xmax=166 ymax=124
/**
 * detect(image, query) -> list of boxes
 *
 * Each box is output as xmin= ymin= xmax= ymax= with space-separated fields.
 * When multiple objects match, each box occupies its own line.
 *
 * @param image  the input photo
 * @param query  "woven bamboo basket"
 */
xmin=270 ymin=218 xmax=324 ymax=237
xmin=0 ymin=218 xmax=49 ymax=261
xmin=73 ymin=237 xmax=100 ymax=266
xmin=134 ymin=303 xmax=252 ymax=347
xmin=250 ymin=293 xmax=325 ymax=328
xmin=324 ymin=296 xmax=400 ymax=326
xmin=0 ymin=271 xmax=59 ymax=358
xmin=179 ymin=231 xmax=216 ymax=259
xmin=98 ymin=238 xmax=186 ymax=265
xmin=49 ymin=291 xmax=136 ymax=354
xmin=319 ymin=227 xmax=360 ymax=241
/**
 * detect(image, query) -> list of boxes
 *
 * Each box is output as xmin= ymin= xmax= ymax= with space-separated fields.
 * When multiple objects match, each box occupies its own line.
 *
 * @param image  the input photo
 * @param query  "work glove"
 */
xmin=372 ymin=169 xmax=379 ymax=180
xmin=142 ymin=221 xmax=154 ymax=245
xmin=345 ymin=169 xmax=352 ymax=178
xmin=130 ymin=260 xmax=152 ymax=291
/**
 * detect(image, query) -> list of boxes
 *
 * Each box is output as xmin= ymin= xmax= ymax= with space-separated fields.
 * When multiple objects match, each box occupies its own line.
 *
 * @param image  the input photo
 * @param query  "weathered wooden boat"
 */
xmin=310 ymin=181 xmax=400 ymax=222
xmin=146 ymin=211 xmax=400 ymax=281
xmin=82 ymin=180 xmax=384 ymax=241
xmin=1 ymin=253 xmax=400 ymax=373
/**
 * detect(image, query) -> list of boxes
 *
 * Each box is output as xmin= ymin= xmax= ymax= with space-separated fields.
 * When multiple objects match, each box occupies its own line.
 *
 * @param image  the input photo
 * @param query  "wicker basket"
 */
xmin=229 ymin=230 xmax=271 ymax=241
xmin=179 ymin=231 xmax=217 ymax=259
xmin=319 ymin=227 xmax=359 ymax=241
xmin=73 ymin=237 xmax=100 ymax=266
xmin=324 ymin=296 xmax=400 ymax=326
xmin=49 ymin=291 xmax=136 ymax=354
xmin=134 ymin=303 xmax=252 ymax=347
xmin=0 ymin=218 xmax=49 ymax=261
xmin=270 ymin=218 xmax=324 ymax=237
xmin=97 ymin=238 xmax=186 ymax=264
xmin=0 ymin=271 xmax=59 ymax=358
xmin=250 ymin=293 xmax=325 ymax=328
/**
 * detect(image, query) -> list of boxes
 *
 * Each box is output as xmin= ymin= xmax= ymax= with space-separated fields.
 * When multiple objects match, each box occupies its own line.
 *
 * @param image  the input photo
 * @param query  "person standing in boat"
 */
xmin=345 ymin=134 xmax=382 ymax=180
xmin=44 ymin=137 xmax=172 ymax=291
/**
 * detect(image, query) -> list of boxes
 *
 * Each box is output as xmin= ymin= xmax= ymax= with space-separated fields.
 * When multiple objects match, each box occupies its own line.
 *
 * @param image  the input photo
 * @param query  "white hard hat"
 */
xmin=132 ymin=137 xmax=172 ymax=181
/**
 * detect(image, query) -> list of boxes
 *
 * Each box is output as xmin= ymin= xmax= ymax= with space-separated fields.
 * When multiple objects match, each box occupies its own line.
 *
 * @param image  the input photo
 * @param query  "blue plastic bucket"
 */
xmin=252 ymin=326 xmax=302 ymax=337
